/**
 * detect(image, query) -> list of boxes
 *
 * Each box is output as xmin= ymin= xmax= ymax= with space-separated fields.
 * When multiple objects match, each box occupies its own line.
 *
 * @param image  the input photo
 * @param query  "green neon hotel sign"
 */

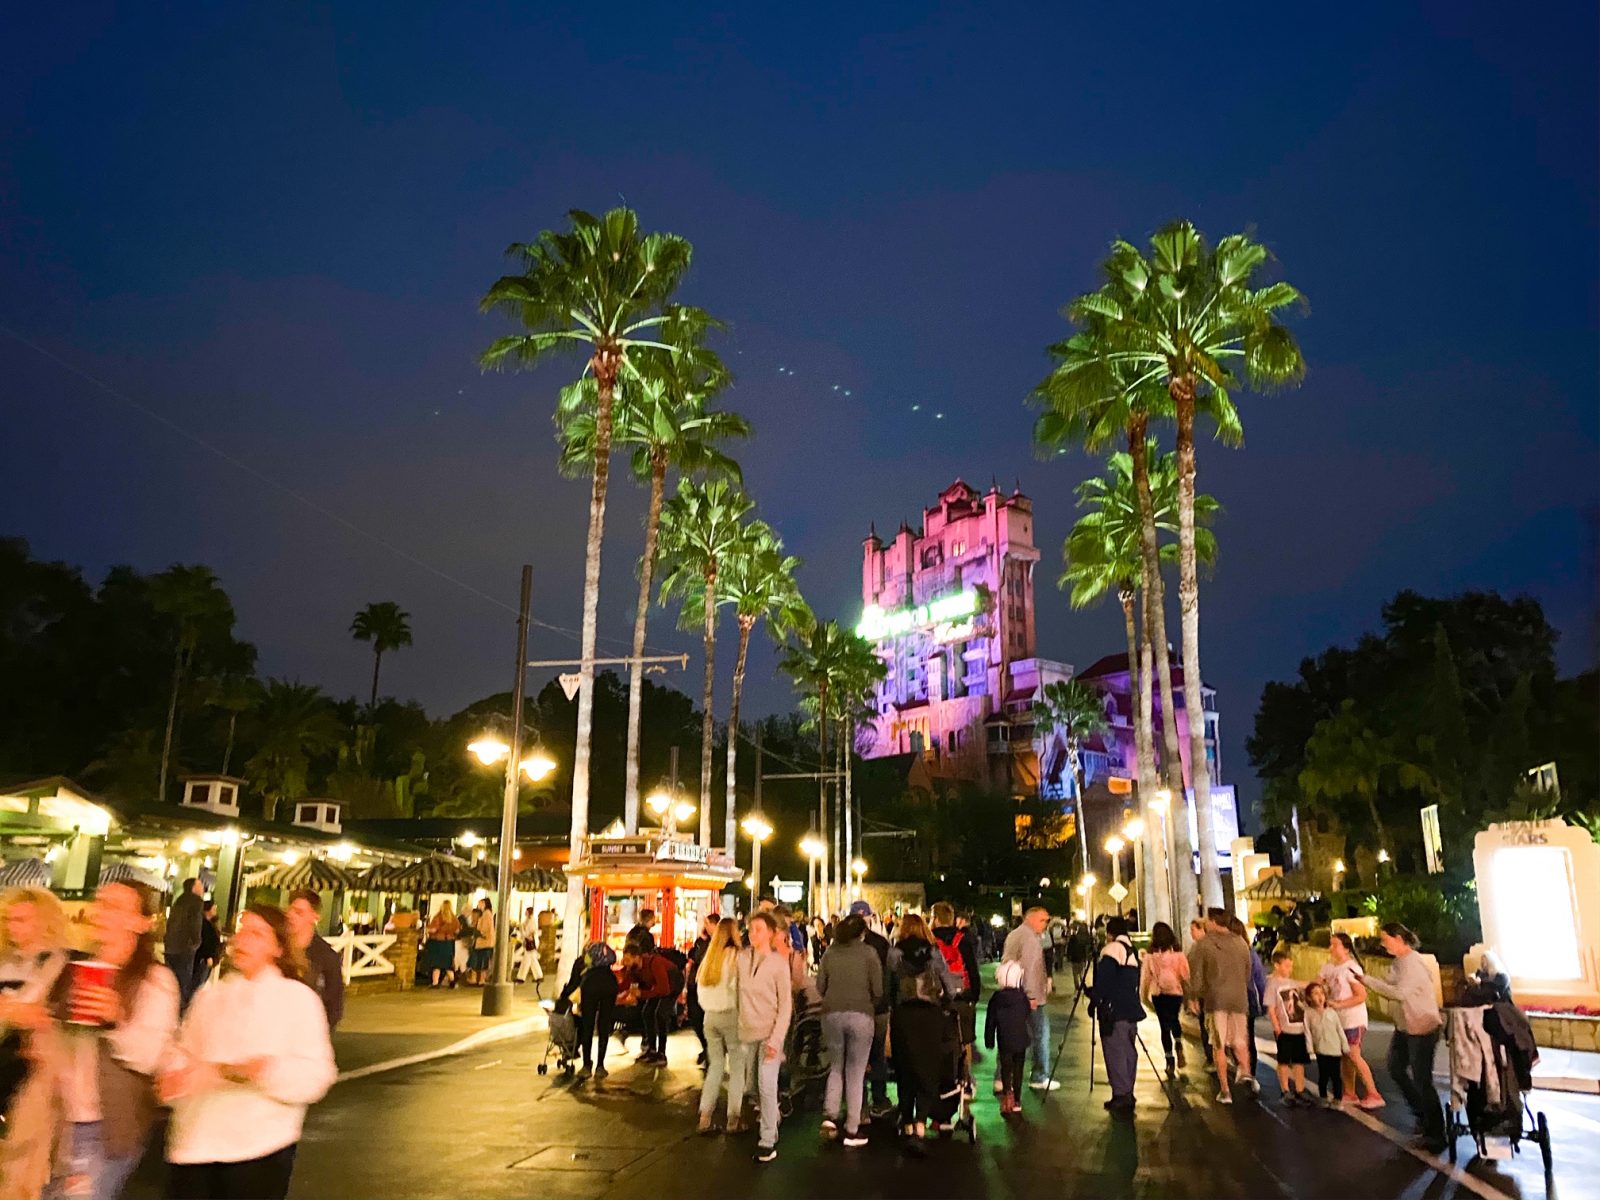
xmin=855 ymin=588 xmax=979 ymax=640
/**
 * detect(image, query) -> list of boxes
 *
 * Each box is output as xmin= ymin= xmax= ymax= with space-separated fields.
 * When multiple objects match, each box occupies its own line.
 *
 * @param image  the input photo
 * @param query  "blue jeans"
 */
xmin=46 ymin=1121 xmax=143 ymax=1200
xmin=1028 ymin=1005 xmax=1051 ymax=1083
xmin=821 ymin=1011 xmax=874 ymax=1134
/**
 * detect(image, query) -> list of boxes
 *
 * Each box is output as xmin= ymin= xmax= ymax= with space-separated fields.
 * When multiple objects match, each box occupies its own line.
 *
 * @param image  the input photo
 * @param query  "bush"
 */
xmin=1359 ymin=876 xmax=1479 ymax=962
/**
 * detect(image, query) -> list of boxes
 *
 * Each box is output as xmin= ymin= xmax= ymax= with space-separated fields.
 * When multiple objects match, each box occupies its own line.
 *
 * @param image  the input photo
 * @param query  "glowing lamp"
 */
xmin=1376 ymin=848 xmax=1391 ymax=864
xmin=1150 ymin=789 xmax=1172 ymax=813
xmin=851 ymin=858 xmax=867 ymax=877
xmin=179 ymin=837 xmax=198 ymax=855
xmin=1332 ymin=859 xmax=1346 ymax=874
xmin=468 ymin=735 xmax=510 ymax=766
xmin=458 ymin=831 xmax=480 ymax=849
xmin=1104 ymin=835 xmax=1125 ymax=855
xmin=279 ymin=850 xmax=300 ymax=866
xmin=800 ymin=835 xmax=826 ymax=860
xmin=1039 ymin=876 xmax=1051 ymax=888
xmin=645 ymin=790 xmax=673 ymax=817
xmin=741 ymin=812 xmax=774 ymax=843
xmin=520 ymin=752 xmax=556 ymax=782
xmin=1081 ymin=872 xmax=1098 ymax=888
xmin=1123 ymin=817 xmax=1145 ymax=841
xmin=673 ymin=801 xmax=697 ymax=825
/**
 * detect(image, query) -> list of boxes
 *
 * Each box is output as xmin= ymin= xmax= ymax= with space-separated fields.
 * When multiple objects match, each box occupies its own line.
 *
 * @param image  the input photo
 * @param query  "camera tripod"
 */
xmin=1044 ymin=948 xmax=1184 ymax=1111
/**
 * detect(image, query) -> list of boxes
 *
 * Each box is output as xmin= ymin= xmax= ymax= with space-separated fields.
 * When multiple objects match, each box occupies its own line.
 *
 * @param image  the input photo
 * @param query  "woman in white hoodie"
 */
xmin=694 ymin=917 xmax=741 ymax=1134
xmin=160 ymin=903 xmax=337 ymax=1200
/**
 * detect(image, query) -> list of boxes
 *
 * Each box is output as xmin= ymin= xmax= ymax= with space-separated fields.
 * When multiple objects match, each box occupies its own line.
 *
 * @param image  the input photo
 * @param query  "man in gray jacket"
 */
xmin=164 ymin=877 xmax=204 ymax=1009
xmin=1001 ymin=907 xmax=1058 ymax=1091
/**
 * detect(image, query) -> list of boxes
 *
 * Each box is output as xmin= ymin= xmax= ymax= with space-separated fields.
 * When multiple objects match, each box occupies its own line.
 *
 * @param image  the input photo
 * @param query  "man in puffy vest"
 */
xmin=930 ymin=901 xmax=981 ymax=1093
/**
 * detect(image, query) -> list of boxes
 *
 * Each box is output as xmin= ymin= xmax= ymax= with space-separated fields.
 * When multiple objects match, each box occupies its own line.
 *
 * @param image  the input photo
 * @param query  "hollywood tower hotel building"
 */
xmin=858 ymin=480 xmax=1073 ymax=777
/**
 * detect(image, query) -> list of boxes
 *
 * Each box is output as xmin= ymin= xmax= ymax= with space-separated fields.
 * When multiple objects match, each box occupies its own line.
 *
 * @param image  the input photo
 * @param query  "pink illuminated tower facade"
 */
xmin=858 ymin=480 xmax=1071 ymax=772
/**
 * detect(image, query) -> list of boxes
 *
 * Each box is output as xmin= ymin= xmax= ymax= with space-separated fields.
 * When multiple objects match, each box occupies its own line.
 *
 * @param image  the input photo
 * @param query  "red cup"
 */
xmin=67 ymin=959 xmax=117 ymax=1026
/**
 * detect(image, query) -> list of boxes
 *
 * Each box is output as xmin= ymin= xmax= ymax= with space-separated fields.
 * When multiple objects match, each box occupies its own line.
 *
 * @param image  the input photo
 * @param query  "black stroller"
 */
xmin=537 ymin=1003 xmax=581 ymax=1076
xmin=1442 ymin=1003 xmax=1552 ymax=1174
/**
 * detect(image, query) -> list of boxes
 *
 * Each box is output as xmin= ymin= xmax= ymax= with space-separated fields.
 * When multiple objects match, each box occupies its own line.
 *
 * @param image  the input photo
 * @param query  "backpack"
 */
xmin=936 ymin=931 xmax=970 ymax=993
xmin=657 ymin=946 xmax=688 ymax=997
xmin=895 ymin=941 xmax=945 ymax=1006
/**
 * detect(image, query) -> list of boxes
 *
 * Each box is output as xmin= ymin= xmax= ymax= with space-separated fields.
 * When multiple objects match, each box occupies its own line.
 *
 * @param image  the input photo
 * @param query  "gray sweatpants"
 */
xmin=730 ymin=1040 xmax=783 ymax=1148
xmin=1103 ymin=1019 xmax=1138 ymax=1099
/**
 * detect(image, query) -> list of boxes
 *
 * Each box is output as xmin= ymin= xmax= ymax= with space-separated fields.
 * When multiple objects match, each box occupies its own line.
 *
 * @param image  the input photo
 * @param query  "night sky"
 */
xmin=3 ymin=3 xmax=1596 ymax=816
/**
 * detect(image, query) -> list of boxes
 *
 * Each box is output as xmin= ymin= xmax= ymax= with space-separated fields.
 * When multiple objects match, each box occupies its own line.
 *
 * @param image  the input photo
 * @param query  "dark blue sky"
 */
xmin=3 ymin=3 xmax=1596 ymax=813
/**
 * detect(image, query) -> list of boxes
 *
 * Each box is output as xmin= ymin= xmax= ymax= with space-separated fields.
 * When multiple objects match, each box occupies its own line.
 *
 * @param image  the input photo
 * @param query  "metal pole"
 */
xmin=752 ymin=838 xmax=763 ymax=904
xmin=484 ymin=565 xmax=531 ymax=1017
xmin=1111 ymin=848 xmax=1123 ymax=918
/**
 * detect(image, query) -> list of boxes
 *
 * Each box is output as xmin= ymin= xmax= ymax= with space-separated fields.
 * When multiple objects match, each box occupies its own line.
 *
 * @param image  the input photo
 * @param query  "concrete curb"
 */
xmin=335 ymin=1011 xmax=547 ymax=1084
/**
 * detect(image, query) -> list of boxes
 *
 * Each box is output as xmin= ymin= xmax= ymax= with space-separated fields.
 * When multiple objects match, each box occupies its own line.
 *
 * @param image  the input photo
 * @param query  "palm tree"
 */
xmin=1062 ymin=447 xmax=1216 ymax=923
xmin=658 ymin=478 xmax=754 ymax=847
xmin=480 ymin=207 xmax=697 ymax=972
xmin=1032 ymin=680 xmax=1110 ymax=877
xmin=198 ymin=673 xmax=256 ymax=775
xmin=149 ymin=565 xmax=234 ymax=803
xmin=558 ymin=320 xmax=743 ymax=833
xmin=1034 ymin=338 xmax=1197 ymax=919
xmin=717 ymin=522 xmax=805 ymax=853
xmin=828 ymin=634 xmax=887 ymax=901
xmin=779 ymin=614 xmax=850 ymax=909
xmin=244 ymin=679 xmax=343 ymax=821
xmin=350 ymin=601 xmax=413 ymax=710
xmin=1055 ymin=222 xmax=1305 ymax=907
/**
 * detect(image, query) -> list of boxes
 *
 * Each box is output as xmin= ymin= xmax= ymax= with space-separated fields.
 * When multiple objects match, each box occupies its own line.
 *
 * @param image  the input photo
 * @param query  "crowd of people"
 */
xmin=0 ymin=881 xmax=340 ymax=1200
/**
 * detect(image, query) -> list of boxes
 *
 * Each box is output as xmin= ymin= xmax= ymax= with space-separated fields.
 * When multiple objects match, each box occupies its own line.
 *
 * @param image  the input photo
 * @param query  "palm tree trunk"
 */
xmin=833 ymin=719 xmax=844 ymax=912
xmin=561 ymin=362 xmax=616 ymax=980
xmin=1068 ymin=738 xmax=1089 ymax=876
xmin=222 ymin=712 xmax=238 ymax=776
xmin=369 ymin=648 xmax=382 ymax=711
xmin=844 ymin=715 xmax=855 ymax=897
xmin=1132 ymin=427 xmax=1196 ymax=923
xmin=158 ymin=644 xmax=183 ymax=804
xmin=1173 ymin=384 xmax=1223 ymax=909
xmin=726 ymin=617 xmax=753 ymax=854
xmin=816 ymin=684 xmax=828 ymax=913
xmin=1124 ymin=590 xmax=1164 ymax=926
xmin=698 ymin=570 xmax=717 ymax=848
xmin=624 ymin=457 xmax=668 ymax=834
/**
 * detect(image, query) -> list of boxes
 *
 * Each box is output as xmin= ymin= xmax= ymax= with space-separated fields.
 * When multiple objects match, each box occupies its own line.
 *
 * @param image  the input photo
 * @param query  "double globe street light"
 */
xmin=741 ymin=810 xmax=774 ymax=903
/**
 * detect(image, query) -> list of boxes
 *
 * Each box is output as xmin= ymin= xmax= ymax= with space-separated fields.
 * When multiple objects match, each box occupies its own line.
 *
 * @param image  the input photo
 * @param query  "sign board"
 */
xmin=1108 ymin=882 xmax=1129 ymax=904
xmin=590 ymin=838 xmax=651 ymax=859
xmin=1420 ymin=804 xmax=1444 ymax=874
xmin=1184 ymin=785 xmax=1241 ymax=867
xmin=655 ymin=839 xmax=710 ymax=866
xmin=559 ymin=672 xmax=581 ymax=701
xmin=1108 ymin=776 xmax=1132 ymax=796
xmin=774 ymin=879 xmax=804 ymax=905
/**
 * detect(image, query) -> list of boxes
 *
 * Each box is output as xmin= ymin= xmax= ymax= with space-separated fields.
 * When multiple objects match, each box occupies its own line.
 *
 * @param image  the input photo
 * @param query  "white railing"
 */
xmin=328 ymin=931 xmax=396 ymax=982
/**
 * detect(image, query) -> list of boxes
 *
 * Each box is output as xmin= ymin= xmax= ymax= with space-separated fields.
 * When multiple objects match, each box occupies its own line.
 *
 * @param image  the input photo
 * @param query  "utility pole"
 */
xmin=483 ymin=565 xmax=531 ymax=1017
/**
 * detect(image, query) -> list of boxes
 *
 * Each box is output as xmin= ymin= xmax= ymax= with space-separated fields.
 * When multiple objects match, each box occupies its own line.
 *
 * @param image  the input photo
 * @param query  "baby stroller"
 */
xmin=778 ymin=992 xmax=829 ymax=1116
xmin=1442 ymin=1003 xmax=1551 ymax=1174
xmin=538 ymin=1001 xmax=581 ymax=1077
xmin=934 ymin=1007 xmax=977 ymax=1142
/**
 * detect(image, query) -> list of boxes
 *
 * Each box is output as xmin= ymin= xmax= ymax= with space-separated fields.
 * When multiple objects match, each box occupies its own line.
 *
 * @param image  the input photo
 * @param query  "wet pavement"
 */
xmin=121 ymin=968 xmax=1595 ymax=1199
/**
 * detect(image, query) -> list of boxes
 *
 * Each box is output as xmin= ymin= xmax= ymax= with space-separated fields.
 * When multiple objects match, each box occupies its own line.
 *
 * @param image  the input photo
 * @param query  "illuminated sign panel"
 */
xmin=856 ymin=589 xmax=979 ymax=641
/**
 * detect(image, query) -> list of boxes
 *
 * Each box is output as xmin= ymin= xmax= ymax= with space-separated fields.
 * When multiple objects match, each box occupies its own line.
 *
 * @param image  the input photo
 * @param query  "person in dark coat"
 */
xmin=1088 ymin=917 xmax=1145 ymax=1114
xmin=193 ymin=898 xmax=223 ymax=993
xmin=561 ymin=942 xmax=620 ymax=1078
xmin=287 ymin=889 xmax=346 ymax=1032
xmin=985 ymin=959 xmax=1032 ymax=1115
xmin=164 ymin=877 xmax=205 ymax=1009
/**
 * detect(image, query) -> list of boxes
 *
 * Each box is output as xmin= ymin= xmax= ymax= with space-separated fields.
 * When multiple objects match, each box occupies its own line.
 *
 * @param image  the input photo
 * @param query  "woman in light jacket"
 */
xmin=160 ymin=903 xmax=337 ymax=1200
xmin=50 ymin=881 xmax=179 ymax=1200
xmin=0 ymin=886 xmax=72 ymax=1200
xmin=694 ymin=918 xmax=741 ymax=1134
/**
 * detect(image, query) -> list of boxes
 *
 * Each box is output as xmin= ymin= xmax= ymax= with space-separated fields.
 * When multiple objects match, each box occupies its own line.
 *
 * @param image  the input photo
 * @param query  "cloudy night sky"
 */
xmin=3 ymin=3 xmax=1596 ymax=815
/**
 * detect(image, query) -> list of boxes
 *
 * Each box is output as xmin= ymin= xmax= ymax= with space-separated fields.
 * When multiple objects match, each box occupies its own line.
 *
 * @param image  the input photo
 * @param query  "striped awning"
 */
xmin=515 ymin=865 xmax=567 ymax=891
xmin=245 ymin=858 xmax=360 ymax=892
xmin=0 ymin=858 xmax=51 ymax=888
xmin=355 ymin=861 xmax=417 ymax=892
xmin=98 ymin=861 xmax=168 ymax=890
xmin=392 ymin=855 xmax=492 ymax=894
xmin=1239 ymin=873 xmax=1314 ymax=901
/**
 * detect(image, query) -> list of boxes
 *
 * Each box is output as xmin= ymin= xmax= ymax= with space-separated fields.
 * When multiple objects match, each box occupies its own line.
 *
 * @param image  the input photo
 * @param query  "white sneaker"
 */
xmin=1028 ymin=1080 xmax=1061 ymax=1092
xmin=820 ymin=1119 xmax=838 ymax=1139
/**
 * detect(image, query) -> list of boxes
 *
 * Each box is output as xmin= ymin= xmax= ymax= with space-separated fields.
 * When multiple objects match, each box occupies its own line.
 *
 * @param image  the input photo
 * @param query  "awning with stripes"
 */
xmin=245 ymin=857 xmax=360 ymax=892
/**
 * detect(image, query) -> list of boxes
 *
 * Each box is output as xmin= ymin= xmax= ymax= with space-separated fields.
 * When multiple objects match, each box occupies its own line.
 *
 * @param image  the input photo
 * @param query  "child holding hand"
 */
xmin=1303 ymin=981 xmax=1348 ymax=1107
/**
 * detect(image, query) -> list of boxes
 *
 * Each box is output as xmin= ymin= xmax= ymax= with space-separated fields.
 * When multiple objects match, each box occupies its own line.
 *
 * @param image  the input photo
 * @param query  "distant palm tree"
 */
xmin=558 ymin=316 xmax=742 ymax=832
xmin=658 ymin=478 xmax=753 ymax=847
xmin=779 ymin=614 xmax=852 ymax=909
xmin=827 ymin=633 xmax=887 ymax=898
xmin=244 ymin=679 xmax=343 ymax=821
xmin=480 ymin=207 xmax=699 ymax=971
xmin=150 ymin=565 xmax=234 ymax=803
xmin=717 ymin=521 xmax=805 ymax=850
xmin=1032 ymin=680 xmax=1111 ymax=877
xmin=198 ymin=672 xmax=257 ymax=775
xmin=350 ymin=601 xmax=413 ymax=710
xmin=1054 ymin=221 xmax=1305 ymax=907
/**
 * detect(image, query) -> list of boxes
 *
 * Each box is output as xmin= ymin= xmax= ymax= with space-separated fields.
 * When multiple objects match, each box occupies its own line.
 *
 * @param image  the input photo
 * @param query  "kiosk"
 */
xmin=568 ymin=833 xmax=743 ymax=952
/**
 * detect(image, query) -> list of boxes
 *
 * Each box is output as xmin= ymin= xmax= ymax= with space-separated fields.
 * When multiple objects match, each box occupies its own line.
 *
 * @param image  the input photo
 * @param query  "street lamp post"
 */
xmin=742 ymin=810 xmax=774 ymax=906
xmin=850 ymin=857 xmax=866 ymax=899
xmin=1122 ymin=816 xmax=1145 ymax=929
xmin=800 ymin=832 xmax=825 ymax=920
xmin=1104 ymin=834 xmax=1126 ymax=917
